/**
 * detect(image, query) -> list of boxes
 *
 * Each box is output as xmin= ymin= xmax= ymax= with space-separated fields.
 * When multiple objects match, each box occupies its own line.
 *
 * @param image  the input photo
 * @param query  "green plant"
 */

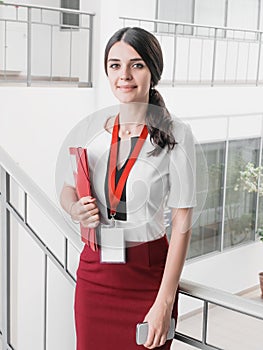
xmin=257 ymin=228 xmax=263 ymax=242
xmin=234 ymin=162 xmax=263 ymax=196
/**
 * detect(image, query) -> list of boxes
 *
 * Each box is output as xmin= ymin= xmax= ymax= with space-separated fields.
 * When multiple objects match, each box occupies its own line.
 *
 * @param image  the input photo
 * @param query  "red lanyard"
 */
xmin=108 ymin=114 xmax=148 ymax=217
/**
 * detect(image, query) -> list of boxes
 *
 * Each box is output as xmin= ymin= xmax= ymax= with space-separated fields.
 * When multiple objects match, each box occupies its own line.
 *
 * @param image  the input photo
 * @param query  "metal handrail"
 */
xmin=180 ymin=279 xmax=263 ymax=320
xmin=2 ymin=2 xmax=95 ymax=18
xmin=120 ymin=16 xmax=263 ymax=86
xmin=174 ymin=279 xmax=263 ymax=349
xmin=120 ymin=16 xmax=263 ymax=35
xmin=0 ymin=2 xmax=95 ymax=87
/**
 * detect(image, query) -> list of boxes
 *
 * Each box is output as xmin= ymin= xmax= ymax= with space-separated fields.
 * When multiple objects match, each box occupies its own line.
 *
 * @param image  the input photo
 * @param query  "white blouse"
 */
xmin=66 ymin=114 xmax=196 ymax=242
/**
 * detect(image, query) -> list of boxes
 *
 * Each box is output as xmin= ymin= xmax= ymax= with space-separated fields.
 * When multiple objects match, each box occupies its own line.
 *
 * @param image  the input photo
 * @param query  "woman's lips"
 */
xmin=117 ymin=85 xmax=137 ymax=92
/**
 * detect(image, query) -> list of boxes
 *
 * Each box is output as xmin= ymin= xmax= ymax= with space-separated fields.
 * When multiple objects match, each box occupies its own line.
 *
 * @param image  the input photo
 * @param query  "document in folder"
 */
xmin=69 ymin=147 xmax=98 ymax=251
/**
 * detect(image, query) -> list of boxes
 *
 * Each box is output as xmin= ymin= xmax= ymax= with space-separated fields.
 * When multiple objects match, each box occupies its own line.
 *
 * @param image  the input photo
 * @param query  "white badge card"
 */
xmin=100 ymin=227 xmax=126 ymax=263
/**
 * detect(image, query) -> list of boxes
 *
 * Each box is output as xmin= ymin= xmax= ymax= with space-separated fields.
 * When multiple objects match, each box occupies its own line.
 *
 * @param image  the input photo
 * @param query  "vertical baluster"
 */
xmin=211 ymin=27 xmax=218 ymax=87
xmin=172 ymin=24 xmax=177 ymax=87
xmin=186 ymin=37 xmax=191 ymax=83
xmin=50 ymin=25 xmax=53 ymax=82
xmin=87 ymin=15 xmax=93 ymax=87
xmin=245 ymin=42 xmax=251 ymax=83
xmin=43 ymin=254 xmax=48 ymax=350
xmin=256 ymin=32 xmax=262 ymax=86
xmin=224 ymin=39 xmax=229 ymax=83
xmin=4 ymin=20 xmax=7 ymax=81
xmin=202 ymin=301 xmax=209 ymax=344
xmin=199 ymin=38 xmax=204 ymax=83
xmin=235 ymin=41 xmax=240 ymax=83
xmin=27 ymin=7 xmax=32 ymax=87
xmin=1 ymin=169 xmax=11 ymax=350
xmin=69 ymin=28 xmax=72 ymax=82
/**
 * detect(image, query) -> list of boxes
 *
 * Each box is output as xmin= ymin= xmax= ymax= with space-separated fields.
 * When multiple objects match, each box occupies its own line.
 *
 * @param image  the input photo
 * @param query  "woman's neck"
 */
xmin=119 ymin=103 xmax=147 ymax=125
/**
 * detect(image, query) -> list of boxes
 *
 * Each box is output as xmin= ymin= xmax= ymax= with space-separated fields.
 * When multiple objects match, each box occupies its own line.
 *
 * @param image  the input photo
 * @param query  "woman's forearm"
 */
xmin=155 ymin=208 xmax=192 ymax=306
xmin=60 ymin=183 xmax=78 ymax=214
xmin=155 ymin=229 xmax=191 ymax=306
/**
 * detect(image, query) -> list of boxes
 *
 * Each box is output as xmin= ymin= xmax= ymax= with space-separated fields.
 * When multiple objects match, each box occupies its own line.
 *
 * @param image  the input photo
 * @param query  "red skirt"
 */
xmin=74 ymin=235 xmax=178 ymax=350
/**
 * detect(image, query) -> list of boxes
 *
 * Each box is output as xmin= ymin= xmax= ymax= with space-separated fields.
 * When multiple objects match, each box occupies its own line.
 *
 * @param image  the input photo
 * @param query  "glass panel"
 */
xmin=227 ymin=0 xmax=259 ymax=31
xmin=194 ymin=0 xmax=225 ymax=27
xmin=46 ymin=259 xmax=76 ymax=349
xmin=61 ymin=0 xmax=80 ymax=29
xmin=188 ymin=142 xmax=225 ymax=259
xmin=4 ymin=22 xmax=27 ymax=81
xmin=176 ymin=295 xmax=204 ymax=341
xmin=257 ymin=141 xmax=263 ymax=235
xmin=224 ymin=138 xmax=260 ymax=249
xmin=157 ymin=0 xmax=194 ymax=34
xmin=26 ymin=196 xmax=65 ymax=264
xmin=206 ymin=304 xmax=263 ymax=349
xmin=9 ymin=216 xmax=45 ymax=350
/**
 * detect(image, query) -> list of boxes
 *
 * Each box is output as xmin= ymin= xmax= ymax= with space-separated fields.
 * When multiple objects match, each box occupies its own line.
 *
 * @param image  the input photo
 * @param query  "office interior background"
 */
xmin=0 ymin=0 xmax=263 ymax=349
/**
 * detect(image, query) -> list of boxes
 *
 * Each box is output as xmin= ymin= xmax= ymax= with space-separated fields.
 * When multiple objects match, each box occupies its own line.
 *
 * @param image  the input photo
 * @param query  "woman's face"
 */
xmin=106 ymin=41 xmax=151 ymax=104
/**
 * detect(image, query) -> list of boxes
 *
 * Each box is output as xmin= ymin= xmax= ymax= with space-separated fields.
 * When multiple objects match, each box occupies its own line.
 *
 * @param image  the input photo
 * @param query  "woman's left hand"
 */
xmin=143 ymin=300 xmax=173 ymax=349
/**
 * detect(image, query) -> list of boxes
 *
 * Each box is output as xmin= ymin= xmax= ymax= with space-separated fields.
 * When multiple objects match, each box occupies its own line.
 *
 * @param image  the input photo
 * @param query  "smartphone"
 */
xmin=136 ymin=318 xmax=175 ymax=345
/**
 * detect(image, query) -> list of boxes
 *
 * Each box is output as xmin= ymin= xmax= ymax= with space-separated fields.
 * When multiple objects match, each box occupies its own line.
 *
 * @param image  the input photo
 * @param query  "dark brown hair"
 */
xmin=104 ymin=27 xmax=176 ymax=156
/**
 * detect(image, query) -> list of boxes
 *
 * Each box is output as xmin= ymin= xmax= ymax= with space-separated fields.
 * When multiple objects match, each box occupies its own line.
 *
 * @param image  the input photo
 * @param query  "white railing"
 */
xmin=120 ymin=16 xmax=263 ymax=87
xmin=176 ymin=280 xmax=263 ymax=349
xmin=0 ymin=2 xmax=95 ymax=87
xmin=0 ymin=146 xmax=82 ymax=350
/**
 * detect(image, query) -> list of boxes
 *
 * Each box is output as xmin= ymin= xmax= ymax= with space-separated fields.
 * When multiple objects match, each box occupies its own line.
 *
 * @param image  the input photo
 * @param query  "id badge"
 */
xmin=100 ymin=226 xmax=126 ymax=263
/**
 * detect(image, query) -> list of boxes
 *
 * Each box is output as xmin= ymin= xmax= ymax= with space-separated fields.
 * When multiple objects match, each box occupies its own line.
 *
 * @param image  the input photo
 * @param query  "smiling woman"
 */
xmin=60 ymin=27 xmax=196 ymax=350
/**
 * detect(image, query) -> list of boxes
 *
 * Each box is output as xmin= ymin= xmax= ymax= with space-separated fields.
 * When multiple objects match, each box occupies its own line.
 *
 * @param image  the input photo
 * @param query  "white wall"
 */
xmin=194 ymin=0 xmax=226 ymax=27
xmin=227 ymin=0 xmax=259 ymax=30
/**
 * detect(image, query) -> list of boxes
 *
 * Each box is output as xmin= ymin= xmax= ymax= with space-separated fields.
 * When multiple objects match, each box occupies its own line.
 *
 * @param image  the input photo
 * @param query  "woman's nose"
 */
xmin=120 ymin=66 xmax=132 ymax=80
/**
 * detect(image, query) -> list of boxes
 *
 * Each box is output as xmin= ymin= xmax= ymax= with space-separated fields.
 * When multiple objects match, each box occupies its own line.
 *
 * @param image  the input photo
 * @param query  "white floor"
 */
xmin=172 ymin=286 xmax=263 ymax=350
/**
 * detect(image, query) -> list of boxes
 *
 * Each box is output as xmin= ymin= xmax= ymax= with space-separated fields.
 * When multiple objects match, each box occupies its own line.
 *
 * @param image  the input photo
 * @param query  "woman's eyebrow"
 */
xmin=107 ymin=57 xmax=143 ymax=62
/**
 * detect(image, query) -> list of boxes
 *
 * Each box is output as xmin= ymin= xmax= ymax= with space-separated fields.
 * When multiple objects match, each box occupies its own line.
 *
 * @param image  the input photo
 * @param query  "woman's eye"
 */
xmin=133 ymin=63 xmax=144 ymax=68
xmin=109 ymin=63 xmax=120 ymax=69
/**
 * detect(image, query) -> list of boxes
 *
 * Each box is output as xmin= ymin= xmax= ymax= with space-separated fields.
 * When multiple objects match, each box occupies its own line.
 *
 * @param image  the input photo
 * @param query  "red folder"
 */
xmin=69 ymin=147 xmax=98 ymax=251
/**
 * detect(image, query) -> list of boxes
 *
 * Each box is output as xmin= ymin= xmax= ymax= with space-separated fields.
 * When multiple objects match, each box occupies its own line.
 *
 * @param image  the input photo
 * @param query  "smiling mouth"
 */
xmin=118 ymin=86 xmax=137 ymax=91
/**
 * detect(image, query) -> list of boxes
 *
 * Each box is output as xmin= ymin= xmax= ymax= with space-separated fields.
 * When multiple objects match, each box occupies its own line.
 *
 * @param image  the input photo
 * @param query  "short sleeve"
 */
xmin=166 ymin=122 xmax=197 ymax=208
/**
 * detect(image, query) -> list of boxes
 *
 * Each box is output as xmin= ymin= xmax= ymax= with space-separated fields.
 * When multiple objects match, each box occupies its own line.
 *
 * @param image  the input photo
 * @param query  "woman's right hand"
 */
xmin=69 ymin=196 xmax=100 ymax=228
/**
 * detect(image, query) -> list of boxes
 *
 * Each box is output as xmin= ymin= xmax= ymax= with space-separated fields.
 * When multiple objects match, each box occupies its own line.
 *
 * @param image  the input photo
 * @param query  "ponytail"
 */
xmin=146 ymin=88 xmax=176 ymax=156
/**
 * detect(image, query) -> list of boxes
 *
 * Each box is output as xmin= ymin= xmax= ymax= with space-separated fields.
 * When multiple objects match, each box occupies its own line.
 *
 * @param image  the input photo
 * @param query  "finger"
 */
xmin=87 ymin=207 xmax=100 ymax=216
xmin=87 ymin=220 xmax=100 ymax=228
xmin=152 ymin=333 xmax=161 ymax=349
xmin=78 ymin=203 xmax=98 ymax=216
xmin=80 ymin=196 xmax=96 ymax=205
xmin=83 ymin=202 xmax=98 ymax=212
xmin=144 ymin=327 xmax=155 ymax=348
xmin=85 ymin=204 xmax=99 ymax=213
xmin=160 ymin=335 xmax=167 ymax=346
xmin=151 ymin=333 xmax=163 ymax=349
xmin=81 ymin=213 xmax=99 ymax=223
